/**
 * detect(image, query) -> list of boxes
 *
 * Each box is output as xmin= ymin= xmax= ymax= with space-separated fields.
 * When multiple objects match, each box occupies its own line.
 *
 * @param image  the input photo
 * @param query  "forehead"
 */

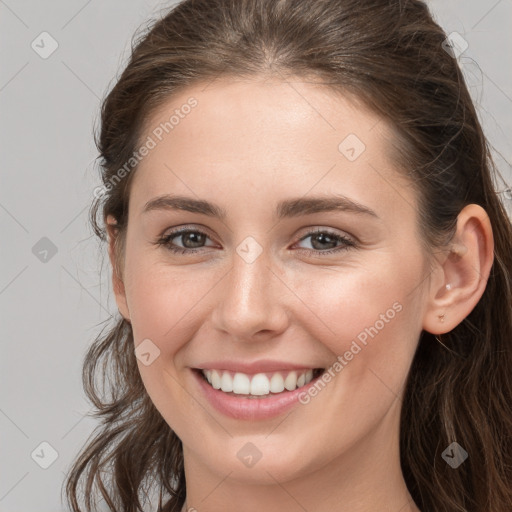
xmin=129 ymin=77 xmax=414 ymax=220
xmin=141 ymin=77 xmax=387 ymax=157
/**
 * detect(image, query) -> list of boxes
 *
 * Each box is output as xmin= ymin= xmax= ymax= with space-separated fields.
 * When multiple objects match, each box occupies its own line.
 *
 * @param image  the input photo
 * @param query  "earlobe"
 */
xmin=423 ymin=204 xmax=494 ymax=335
xmin=106 ymin=215 xmax=131 ymax=322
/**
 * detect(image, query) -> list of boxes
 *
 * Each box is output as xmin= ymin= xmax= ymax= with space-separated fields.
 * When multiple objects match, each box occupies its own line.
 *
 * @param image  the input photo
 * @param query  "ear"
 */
xmin=106 ymin=214 xmax=131 ymax=322
xmin=422 ymin=204 xmax=494 ymax=335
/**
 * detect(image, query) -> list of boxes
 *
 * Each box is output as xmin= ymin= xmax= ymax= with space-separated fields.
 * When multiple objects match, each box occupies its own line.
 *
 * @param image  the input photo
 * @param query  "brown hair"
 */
xmin=64 ymin=0 xmax=512 ymax=510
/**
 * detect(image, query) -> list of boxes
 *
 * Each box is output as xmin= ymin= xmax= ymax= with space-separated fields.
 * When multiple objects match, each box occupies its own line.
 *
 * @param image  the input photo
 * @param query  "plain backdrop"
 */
xmin=1 ymin=0 xmax=511 ymax=510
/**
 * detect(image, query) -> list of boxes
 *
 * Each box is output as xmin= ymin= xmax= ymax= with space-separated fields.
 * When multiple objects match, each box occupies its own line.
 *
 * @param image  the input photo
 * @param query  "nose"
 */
xmin=210 ymin=244 xmax=290 ymax=342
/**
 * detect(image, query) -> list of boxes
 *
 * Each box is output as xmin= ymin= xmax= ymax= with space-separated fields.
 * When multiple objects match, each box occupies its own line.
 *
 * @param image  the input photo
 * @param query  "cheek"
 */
xmin=126 ymin=265 xmax=207 ymax=342
xmin=123 ymin=246 xmax=224 ymax=364
xmin=291 ymin=260 xmax=421 ymax=353
xmin=280 ymin=261 xmax=423 ymax=455
xmin=123 ymin=259 xmax=215 ymax=421
xmin=125 ymin=243 xmax=424 ymax=361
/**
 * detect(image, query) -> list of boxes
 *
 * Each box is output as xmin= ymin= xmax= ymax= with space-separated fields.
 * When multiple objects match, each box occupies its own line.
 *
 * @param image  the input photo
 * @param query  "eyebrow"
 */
xmin=142 ymin=194 xmax=379 ymax=219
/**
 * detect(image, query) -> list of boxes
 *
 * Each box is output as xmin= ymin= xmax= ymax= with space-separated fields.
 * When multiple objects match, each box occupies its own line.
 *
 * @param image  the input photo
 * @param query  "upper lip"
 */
xmin=193 ymin=359 xmax=323 ymax=374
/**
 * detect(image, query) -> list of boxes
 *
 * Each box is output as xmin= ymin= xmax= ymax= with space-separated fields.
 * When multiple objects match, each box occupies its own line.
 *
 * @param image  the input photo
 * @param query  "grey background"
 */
xmin=1 ymin=1 xmax=511 ymax=511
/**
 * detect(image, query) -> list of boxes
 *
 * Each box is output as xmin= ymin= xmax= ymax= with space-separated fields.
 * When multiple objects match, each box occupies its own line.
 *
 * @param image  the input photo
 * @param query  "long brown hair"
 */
xmin=64 ymin=1 xmax=512 ymax=510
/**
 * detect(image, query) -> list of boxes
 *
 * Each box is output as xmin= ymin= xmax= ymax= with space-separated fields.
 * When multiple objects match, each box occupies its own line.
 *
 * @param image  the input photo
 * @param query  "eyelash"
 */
xmin=155 ymin=227 xmax=356 ymax=256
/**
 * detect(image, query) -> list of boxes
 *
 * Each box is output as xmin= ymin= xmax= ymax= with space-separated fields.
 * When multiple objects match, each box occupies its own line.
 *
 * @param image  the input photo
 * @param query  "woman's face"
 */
xmin=114 ymin=78 xmax=432 ymax=485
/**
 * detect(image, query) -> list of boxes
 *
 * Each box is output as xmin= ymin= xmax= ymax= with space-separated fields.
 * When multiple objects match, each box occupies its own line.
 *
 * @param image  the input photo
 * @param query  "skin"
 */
xmin=107 ymin=77 xmax=494 ymax=512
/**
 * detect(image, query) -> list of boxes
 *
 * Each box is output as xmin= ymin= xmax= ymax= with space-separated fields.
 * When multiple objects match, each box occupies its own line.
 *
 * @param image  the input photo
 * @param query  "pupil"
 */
xmin=184 ymin=232 xmax=205 ymax=248
xmin=313 ymin=233 xmax=336 ymax=250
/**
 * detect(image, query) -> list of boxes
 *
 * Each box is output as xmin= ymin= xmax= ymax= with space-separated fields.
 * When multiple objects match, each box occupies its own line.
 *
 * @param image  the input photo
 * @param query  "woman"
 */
xmin=65 ymin=0 xmax=512 ymax=510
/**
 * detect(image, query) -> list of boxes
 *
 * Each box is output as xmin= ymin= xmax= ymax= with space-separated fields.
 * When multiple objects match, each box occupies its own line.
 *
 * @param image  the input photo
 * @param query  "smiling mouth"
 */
xmin=194 ymin=368 xmax=325 ymax=397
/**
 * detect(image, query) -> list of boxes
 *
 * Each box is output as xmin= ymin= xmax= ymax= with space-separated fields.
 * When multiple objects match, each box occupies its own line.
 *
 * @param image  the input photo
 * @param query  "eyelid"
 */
xmin=160 ymin=223 xmax=214 ymax=238
xmin=156 ymin=224 xmax=357 ymax=256
xmin=295 ymin=226 xmax=357 ymax=244
xmin=159 ymin=224 xmax=356 ymax=243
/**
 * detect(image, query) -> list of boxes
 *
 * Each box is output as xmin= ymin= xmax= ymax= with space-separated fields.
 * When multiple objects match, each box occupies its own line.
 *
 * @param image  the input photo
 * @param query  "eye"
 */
xmin=156 ymin=228 xmax=216 ymax=254
xmin=294 ymin=228 xmax=356 ymax=255
xmin=155 ymin=226 xmax=356 ymax=256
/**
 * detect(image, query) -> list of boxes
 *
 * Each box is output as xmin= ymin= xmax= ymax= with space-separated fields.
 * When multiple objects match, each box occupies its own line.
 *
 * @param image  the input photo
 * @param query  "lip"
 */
xmin=191 ymin=368 xmax=324 ymax=420
xmin=196 ymin=359 xmax=320 ymax=374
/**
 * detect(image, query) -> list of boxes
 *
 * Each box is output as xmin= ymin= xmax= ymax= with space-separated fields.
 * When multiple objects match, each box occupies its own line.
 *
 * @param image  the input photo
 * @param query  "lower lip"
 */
xmin=192 ymin=369 xmax=323 ymax=420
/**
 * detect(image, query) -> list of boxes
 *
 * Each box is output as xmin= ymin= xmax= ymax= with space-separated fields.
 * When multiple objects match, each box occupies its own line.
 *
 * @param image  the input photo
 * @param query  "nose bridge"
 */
xmin=212 ymin=237 xmax=289 ymax=338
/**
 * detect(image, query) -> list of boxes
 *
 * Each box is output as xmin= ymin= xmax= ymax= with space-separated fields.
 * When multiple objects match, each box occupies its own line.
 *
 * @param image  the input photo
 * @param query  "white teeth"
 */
xmin=269 ymin=373 xmax=285 ymax=393
xmin=211 ymin=370 xmax=221 ymax=390
xmin=220 ymin=371 xmax=233 ymax=392
xmin=250 ymin=373 xmax=270 ymax=395
xmin=201 ymin=368 xmax=317 ymax=396
xmin=284 ymin=371 xmax=298 ymax=391
xmin=232 ymin=373 xmax=250 ymax=394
